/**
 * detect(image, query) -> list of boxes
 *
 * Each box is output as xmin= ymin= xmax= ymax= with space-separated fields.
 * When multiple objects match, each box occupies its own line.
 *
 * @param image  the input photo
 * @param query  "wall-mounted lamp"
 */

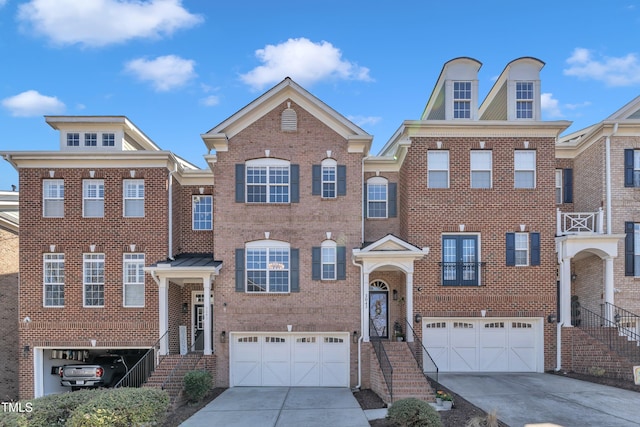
xmin=23 ymin=345 xmax=30 ymax=357
xmin=414 ymin=313 xmax=422 ymax=324
xmin=547 ymin=314 xmax=557 ymax=324
xmin=614 ymin=313 xmax=621 ymax=324
xmin=220 ymin=331 xmax=226 ymax=343
xmin=571 ymin=273 xmax=577 ymax=282
xmin=393 ymin=289 xmax=398 ymax=301
xmin=182 ymin=303 xmax=188 ymax=314
xmin=352 ymin=331 xmax=359 ymax=343
xmin=417 ymin=287 xmax=423 ymax=292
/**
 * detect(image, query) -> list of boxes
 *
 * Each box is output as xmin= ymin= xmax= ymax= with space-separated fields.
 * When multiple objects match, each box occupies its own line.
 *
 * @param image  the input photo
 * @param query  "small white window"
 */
xmin=470 ymin=151 xmax=492 ymax=189
xmin=428 ymin=151 xmax=449 ymax=188
xmin=321 ymin=240 xmax=336 ymax=280
xmin=514 ymin=150 xmax=536 ymax=189
xmin=44 ymin=253 xmax=65 ymax=307
xmin=516 ymin=82 xmax=534 ymax=119
xmin=66 ymin=133 xmax=79 ymax=147
xmin=321 ymin=158 xmax=337 ymax=199
xmin=192 ymin=195 xmax=212 ymax=230
xmin=515 ymin=233 xmax=529 ymax=266
xmin=84 ymin=133 xmax=97 ymax=147
xmin=367 ymin=177 xmax=387 ymax=218
xmin=453 ymin=81 xmax=472 ymax=119
xmin=102 ymin=133 xmax=115 ymax=147
xmin=555 ymin=170 xmax=563 ymax=204
xmin=83 ymin=179 xmax=104 ymax=218
xmin=83 ymin=253 xmax=104 ymax=307
xmin=123 ymin=179 xmax=144 ymax=217
xmin=123 ymin=253 xmax=145 ymax=307
xmin=43 ymin=179 xmax=64 ymax=218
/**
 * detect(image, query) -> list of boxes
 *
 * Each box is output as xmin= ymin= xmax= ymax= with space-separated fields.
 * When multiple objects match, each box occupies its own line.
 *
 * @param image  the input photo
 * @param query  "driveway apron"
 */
xmin=438 ymin=372 xmax=640 ymax=427
xmin=179 ymin=387 xmax=371 ymax=427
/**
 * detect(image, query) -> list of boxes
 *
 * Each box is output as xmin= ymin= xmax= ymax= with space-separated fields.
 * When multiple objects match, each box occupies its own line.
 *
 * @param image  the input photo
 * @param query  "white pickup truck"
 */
xmin=59 ymin=354 xmax=128 ymax=390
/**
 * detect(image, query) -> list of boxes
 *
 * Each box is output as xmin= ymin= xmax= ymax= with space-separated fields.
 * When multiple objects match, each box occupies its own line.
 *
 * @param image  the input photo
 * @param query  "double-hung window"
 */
xmin=624 ymin=149 xmax=640 ymax=187
xmin=555 ymin=170 xmax=563 ymax=204
xmin=83 ymin=179 xmax=104 ymax=217
xmin=123 ymin=253 xmax=145 ymax=307
xmin=367 ymin=177 xmax=387 ymax=218
xmin=470 ymin=151 xmax=492 ymax=188
xmin=246 ymin=159 xmax=290 ymax=203
xmin=441 ymin=235 xmax=479 ymax=286
xmin=322 ymin=159 xmax=337 ymax=198
xmin=514 ymin=150 xmax=536 ymax=189
xmin=246 ymin=243 xmax=290 ymax=293
xmin=83 ymin=253 xmax=104 ymax=307
xmin=321 ymin=241 xmax=336 ymax=280
xmin=44 ymin=253 xmax=64 ymax=307
xmin=428 ymin=150 xmax=449 ymax=188
xmin=624 ymin=222 xmax=640 ymax=276
xmin=506 ymin=232 xmax=540 ymax=266
xmin=514 ymin=233 xmax=529 ymax=266
xmin=123 ymin=179 xmax=144 ymax=217
xmin=453 ymin=81 xmax=472 ymax=119
xmin=516 ymin=82 xmax=534 ymax=119
xmin=192 ymin=195 xmax=212 ymax=230
xmin=43 ymin=179 xmax=64 ymax=217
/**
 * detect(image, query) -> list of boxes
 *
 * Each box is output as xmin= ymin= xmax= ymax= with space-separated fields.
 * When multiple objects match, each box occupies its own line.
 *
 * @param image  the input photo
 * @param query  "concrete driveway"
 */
xmin=179 ymin=387 xmax=370 ymax=427
xmin=438 ymin=373 xmax=639 ymax=427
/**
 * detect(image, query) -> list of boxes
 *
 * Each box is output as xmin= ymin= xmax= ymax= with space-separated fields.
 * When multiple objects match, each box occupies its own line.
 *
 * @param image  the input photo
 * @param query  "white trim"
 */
xmin=43 ymin=253 xmax=65 ymax=308
xmin=321 ymin=240 xmax=337 ymax=280
xmin=192 ymin=195 xmax=213 ymax=230
xmin=122 ymin=179 xmax=145 ymax=218
xmin=123 ymin=253 xmax=145 ymax=308
xmin=366 ymin=176 xmax=388 ymax=218
xmin=83 ymin=253 xmax=105 ymax=308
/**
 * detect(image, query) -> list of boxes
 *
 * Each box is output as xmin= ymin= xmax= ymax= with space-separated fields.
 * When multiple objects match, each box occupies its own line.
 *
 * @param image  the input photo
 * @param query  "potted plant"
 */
xmin=395 ymin=332 xmax=405 ymax=342
xmin=440 ymin=392 xmax=453 ymax=409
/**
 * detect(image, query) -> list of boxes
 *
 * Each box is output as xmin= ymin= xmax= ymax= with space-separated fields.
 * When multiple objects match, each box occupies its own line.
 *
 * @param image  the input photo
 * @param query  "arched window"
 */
xmin=245 ymin=240 xmax=290 ymax=293
xmin=321 ymin=158 xmax=337 ymax=199
xmin=245 ymin=158 xmax=291 ymax=204
xmin=366 ymin=177 xmax=388 ymax=218
xmin=320 ymin=240 xmax=337 ymax=280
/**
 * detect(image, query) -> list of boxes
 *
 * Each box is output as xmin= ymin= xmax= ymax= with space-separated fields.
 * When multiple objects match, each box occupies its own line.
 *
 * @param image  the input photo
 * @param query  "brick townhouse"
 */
xmin=3 ymin=57 xmax=637 ymax=401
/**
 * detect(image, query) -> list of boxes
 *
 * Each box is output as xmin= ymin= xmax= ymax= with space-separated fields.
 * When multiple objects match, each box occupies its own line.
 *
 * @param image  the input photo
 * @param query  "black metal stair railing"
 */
xmin=578 ymin=305 xmax=640 ymax=364
xmin=404 ymin=319 xmax=439 ymax=389
xmin=114 ymin=328 xmax=170 ymax=388
xmin=369 ymin=317 xmax=392 ymax=402
xmin=161 ymin=331 xmax=204 ymax=391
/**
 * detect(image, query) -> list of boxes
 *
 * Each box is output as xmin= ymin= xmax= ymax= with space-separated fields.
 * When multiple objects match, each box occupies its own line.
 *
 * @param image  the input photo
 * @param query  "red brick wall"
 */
xmin=0 ymin=226 xmax=19 ymax=400
xmin=210 ymin=100 xmax=365 ymax=387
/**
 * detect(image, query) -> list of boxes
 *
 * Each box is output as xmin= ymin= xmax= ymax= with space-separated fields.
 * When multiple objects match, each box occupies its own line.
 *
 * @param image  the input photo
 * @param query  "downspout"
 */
xmin=555 ymin=321 xmax=562 ymax=371
xmin=605 ymin=123 xmax=618 ymax=234
xmin=352 ymin=256 xmax=364 ymax=390
xmin=168 ymin=165 xmax=177 ymax=260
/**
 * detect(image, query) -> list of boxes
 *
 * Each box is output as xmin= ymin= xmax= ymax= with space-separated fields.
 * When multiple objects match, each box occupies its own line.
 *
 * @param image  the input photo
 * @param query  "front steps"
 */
xmin=570 ymin=327 xmax=638 ymax=382
xmin=144 ymin=353 xmax=202 ymax=406
xmin=371 ymin=341 xmax=435 ymax=404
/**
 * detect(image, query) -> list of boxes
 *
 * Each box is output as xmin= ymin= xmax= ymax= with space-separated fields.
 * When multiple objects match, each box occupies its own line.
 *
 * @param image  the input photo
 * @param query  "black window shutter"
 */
xmin=235 ymin=164 xmax=245 ymax=203
xmin=625 ymin=222 xmax=635 ymax=276
xmin=312 ymin=247 xmax=321 ymax=280
xmin=363 ymin=182 xmax=368 ymax=218
xmin=235 ymin=248 xmax=245 ymax=292
xmin=337 ymin=165 xmax=347 ymax=196
xmin=312 ymin=165 xmax=321 ymax=195
xmin=388 ymin=182 xmax=397 ymax=217
xmin=337 ymin=246 xmax=346 ymax=280
xmin=563 ymin=169 xmax=573 ymax=203
xmin=625 ymin=149 xmax=634 ymax=187
xmin=506 ymin=233 xmax=515 ymax=266
xmin=530 ymin=232 xmax=541 ymax=266
xmin=290 ymin=248 xmax=300 ymax=291
xmin=290 ymin=164 xmax=299 ymax=203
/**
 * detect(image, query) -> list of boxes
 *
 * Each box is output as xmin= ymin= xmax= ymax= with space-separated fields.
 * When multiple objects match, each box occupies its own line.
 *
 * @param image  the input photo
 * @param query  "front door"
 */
xmin=369 ymin=291 xmax=389 ymax=339
xmin=193 ymin=304 xmax=213 ymax=351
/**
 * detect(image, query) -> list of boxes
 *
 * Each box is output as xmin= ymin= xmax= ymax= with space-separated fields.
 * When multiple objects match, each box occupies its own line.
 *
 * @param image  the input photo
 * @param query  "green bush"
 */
xmin=0 ymin=411 xmax=28 ymax=427
xmin=387 ymin=397 xmax=442 ymax=427
xmin=66 ymin=388 xmax=169 ymax=427
xmin=183 ymin=370 xmax=213 ymax=403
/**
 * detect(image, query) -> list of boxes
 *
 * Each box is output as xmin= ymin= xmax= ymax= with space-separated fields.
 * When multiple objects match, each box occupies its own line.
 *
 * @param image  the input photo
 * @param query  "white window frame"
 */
xmin=123 ymin=253 xmax=145 ymax=307
xmin=515 ymin=232 xmax=529 ymax=266
xmin=43 ymin=253 xmax=64 ymax=307
xmin=428 ymin=150 xmax=450 ymax=189
xmin=245 ymin=158 xmax=290 ymax=204
xmin=66 ymin=133 xmax=79 ymax=147
xmin=555 ymin=170 xmax=563 ymax=204
xmin=192 ymin=195 xmax=212 ymax=230
xmin=83 ymin=179 xmax=104 ymax=218
xmin=43 ymin=179 xmax=64 ymax=218
xmin=453 ymin=81 xmax=472 ymax=119
xmin=321 ymin=158 xmax=337 ymax=199
xmin=83 ymin=253 xmax=105 ymax=307
xmin=102 ymin=133 xmax=115 ymax=147
xmin=514 ymin=150 xmax=536 ymax=189
xmin=84 ymin=132 xmax=97 ymax=147
xmin=245 ymin=240 xmax=290 ymax=293
xmin=470 ymin=150 xmax=492 ymax=189
xmin=321 ymin=240 xmax=337 ymax=280
xmin=123 ymin=179 xmax=145 ymax=218
xmin=367 ymin=176 xmax=388 ymax=218
xmin=516 ymin=82 xmax=534 ymax=119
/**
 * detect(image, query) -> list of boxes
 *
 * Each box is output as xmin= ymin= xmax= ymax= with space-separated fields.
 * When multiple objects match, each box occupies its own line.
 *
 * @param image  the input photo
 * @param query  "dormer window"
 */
xmin=102 ymin=133 xmax=115 ymax=147
xmin=453 ymin=81 xmax=472 ymax=119
xmin=85 ymin=133 xmax=97 ymax=147
xmin=516 ymin=82 xmax=534 ymax=119
xmin=66 ymin=133 xmax=80 ymax=147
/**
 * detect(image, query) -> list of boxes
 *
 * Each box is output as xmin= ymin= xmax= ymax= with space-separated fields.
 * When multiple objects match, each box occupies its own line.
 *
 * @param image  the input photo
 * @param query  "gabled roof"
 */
xmin=0 ymin=190 xmax=19 ymax=233
xmin=360 ymin=234 xmax=425 ymax=253
xmin=201 ymin=77 xmax=373 ymax=154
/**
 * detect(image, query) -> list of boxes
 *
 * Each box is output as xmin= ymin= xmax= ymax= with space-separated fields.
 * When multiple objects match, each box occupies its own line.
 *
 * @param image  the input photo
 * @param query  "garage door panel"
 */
xmin=450 ymin=322 xmax=477 ymax=371
xmin=423 ymin=322 xmax=449 ymax=371
xmin=480 ymin=322 xmax=508 ymax=371
xmin=292 ymin=336 xmax=320 ymax=386
xmin=231 ymin=336 xmax=261 ymax=386
xmin=508 ymin=322 xmax=537 ymax=371
xmin=321 ymin=336 xmax=349 ymax=386
xmin=262 ymin=336 xmax=290 ymax=386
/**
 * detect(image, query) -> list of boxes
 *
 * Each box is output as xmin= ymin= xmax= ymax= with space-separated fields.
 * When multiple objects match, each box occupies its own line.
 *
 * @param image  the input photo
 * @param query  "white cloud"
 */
xmin=541 ymin=93 xmax=562 ymax=118
xmin=347 ymin=115 xmax=381 ymax=128
xmin=564 ymin=48 xmax=640 ymax=86
xmin=200 ymin=95 xmax=220 ymax=107
xmin=18 ymin=0 xmax=203 ymax=47
xmin=0 ymin=0 xmax=7 ymax=7
xmin=1 ymin=90 xmax=65 ymax=117
xmin=564 ymin=101 xmax=592 ymax=110
xmin=240 ymin=38 xmax=372 ymax=90
xmin=124 ymin=55 xmax=196 ymax=91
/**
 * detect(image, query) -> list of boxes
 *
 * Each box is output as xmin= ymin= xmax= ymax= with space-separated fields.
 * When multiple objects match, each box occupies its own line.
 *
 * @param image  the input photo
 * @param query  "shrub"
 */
xmin=66 ymin=387 xmax=169 ymax=427
xmin=588 ymin=366 xmax=606 ymax=377
xmin=466 ymin=409 xmax=499 ymax=427
xmin=183 ymin=370 xmax=213 ymax=403
xmin=387 ymin=398 xmax=442 ymax=427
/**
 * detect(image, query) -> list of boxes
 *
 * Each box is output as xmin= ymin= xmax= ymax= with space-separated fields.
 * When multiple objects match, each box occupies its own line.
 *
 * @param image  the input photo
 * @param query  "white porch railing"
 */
xmin=557 ymin=208 xmax=604 ymax=235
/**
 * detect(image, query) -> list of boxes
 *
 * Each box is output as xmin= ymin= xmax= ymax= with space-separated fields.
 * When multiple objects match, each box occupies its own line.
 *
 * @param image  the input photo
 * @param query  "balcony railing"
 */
xmin=557 ymin=208 xmax=604 ymax=235
xmin=439 ymin=262 xmax=485 ymax=286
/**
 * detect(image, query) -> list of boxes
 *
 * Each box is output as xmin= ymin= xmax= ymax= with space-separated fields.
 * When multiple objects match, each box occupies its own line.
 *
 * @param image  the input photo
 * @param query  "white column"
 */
xmin=603 ymin=257 xmax=615 ymax=322
xmin=405 ymin=272 xmax=414 ymax=342
xmin=203 ymin=275 xmax=212 ymax=355
xmin=559 ymin=257 xmax=572 ymax=327
xmin=363 ymin=271 xmax=370 ymax=342
xmin=158 ymin=276 xmax=169 ymax=355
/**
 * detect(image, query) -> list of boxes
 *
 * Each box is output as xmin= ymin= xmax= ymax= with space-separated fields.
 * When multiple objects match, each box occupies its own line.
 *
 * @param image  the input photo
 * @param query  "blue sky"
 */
xmin=2 ymin=0 xmax=640 ymax=189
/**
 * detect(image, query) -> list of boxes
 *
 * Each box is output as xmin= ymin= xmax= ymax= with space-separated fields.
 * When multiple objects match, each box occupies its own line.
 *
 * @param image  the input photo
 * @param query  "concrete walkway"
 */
xmin=438 ymin=372 xmax=640 ymax=427
xmin=179 ymin=387 xmax=371 ymax=427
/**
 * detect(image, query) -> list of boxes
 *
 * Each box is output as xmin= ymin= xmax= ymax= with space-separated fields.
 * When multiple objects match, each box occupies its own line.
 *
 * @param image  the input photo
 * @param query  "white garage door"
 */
xmin=423 ymin=318 xmax=542 ymax=372
xmin=230 ymin=333 xmax=349 ymax=387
